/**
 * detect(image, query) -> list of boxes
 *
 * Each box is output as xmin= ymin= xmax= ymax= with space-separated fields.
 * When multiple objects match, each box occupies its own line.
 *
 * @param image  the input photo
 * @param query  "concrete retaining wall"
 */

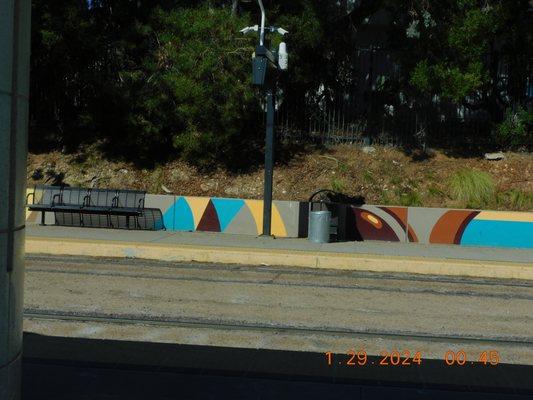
xmin=24 ymin=193 xmax=305 ymax=238
xmin=146 ymin=195 xmax=533 ymax=248
xmin=25 ymin=190 xmax=533 ymax=248
xmin=145 ymin=194 xmax=305 ymax=238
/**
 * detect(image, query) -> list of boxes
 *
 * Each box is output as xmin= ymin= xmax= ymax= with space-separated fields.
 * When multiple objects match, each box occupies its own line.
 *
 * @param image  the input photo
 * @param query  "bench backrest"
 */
xmin=32 ymin=185 xmax=63 ymax=205
xmin=114 ymin=189 xmax=146 ymax=209
xmin=86 ymin=188 xmax=115 ymax=207
xmin=59 ymin=186 xmax=87 ymax=205
xmin=30 ymin=185 xmax=146 ymax=209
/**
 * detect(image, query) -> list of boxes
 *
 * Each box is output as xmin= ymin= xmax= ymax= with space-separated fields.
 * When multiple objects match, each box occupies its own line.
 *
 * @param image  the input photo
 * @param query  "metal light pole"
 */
xmin=262 ymin=88 xmax=275 ymax=236
xmin=0 ymin=0 xmax=31 ymax=399
xmin=241 ymin=0 xmax=288 ymax=236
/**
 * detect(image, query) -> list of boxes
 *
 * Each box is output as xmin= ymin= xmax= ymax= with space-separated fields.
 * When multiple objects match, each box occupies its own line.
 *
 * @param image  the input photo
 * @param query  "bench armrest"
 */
xmin=26 ymin=192 xmax=35 ymax=205
xmin=138 ymin=198 xmax=145 ymax=209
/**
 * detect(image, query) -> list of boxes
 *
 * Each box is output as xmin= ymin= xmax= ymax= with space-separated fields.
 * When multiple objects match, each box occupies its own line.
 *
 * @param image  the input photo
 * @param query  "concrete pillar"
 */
xmin=0 ymin=0 xmax=31 ymax=399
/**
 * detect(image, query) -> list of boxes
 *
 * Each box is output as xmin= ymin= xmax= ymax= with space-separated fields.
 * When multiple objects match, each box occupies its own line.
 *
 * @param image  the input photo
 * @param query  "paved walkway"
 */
xmin=27 ymin=225 xmax=533 ymax=263
xmin=25 ymin=225 xmax=533 ymax=280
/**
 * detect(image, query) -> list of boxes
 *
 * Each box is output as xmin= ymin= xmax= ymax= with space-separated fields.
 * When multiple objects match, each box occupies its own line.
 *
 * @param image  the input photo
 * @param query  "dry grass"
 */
xmin=449 ymin=169 xmax=496 ymax=209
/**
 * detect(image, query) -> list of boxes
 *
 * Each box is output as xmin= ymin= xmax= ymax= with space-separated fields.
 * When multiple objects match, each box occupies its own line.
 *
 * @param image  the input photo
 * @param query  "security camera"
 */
xmin=240 ymin=25 xmax=259 ymax=34
xmin=274 ymin=27 xmax=289 ymax=36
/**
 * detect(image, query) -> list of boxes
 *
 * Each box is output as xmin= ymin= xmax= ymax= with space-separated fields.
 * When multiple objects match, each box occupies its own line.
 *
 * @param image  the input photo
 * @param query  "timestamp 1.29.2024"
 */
xmin=325 ymin=350 xmax=422 ymax=367
xmin=325 ymin=350 xmax=500 ymax=367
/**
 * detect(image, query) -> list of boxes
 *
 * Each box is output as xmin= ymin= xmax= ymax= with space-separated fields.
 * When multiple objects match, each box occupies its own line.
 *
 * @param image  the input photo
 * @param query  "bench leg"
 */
xmin=40 ymin=211 xmax=46 ymax=226
xmin=126 ymin=216 xmax=130 ymax=229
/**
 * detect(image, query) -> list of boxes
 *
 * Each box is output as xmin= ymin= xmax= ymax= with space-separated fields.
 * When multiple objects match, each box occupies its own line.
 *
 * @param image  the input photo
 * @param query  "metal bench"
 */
xmin=26 ymin=185 xmax=164 ymax=230
xmin=54 ymin=207 xmax=165 ymax=231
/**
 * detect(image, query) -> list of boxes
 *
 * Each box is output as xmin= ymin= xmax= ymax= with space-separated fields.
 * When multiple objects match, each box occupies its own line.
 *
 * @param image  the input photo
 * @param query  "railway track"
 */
xmin=25 ymin=254 xmax=533 ymax=300
xmin=23 ymin=253 xmax=533 ymax=361
xmin=23 ymin=308 xmax=533 ymax=345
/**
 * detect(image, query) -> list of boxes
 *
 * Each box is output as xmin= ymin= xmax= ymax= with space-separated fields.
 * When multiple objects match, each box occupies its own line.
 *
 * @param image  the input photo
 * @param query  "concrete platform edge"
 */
xmin=26 ymin=236 xmax=533 ymax=280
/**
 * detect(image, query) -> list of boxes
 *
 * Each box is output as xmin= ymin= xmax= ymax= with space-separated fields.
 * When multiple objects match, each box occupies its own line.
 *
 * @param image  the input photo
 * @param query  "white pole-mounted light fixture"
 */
xmin=258 ymin=0 xmax=266 ymax=46
xmin=278 ymin=42 xmax=288 ymax=71
xmin=240 ymin=0 xmax=289 ymax=71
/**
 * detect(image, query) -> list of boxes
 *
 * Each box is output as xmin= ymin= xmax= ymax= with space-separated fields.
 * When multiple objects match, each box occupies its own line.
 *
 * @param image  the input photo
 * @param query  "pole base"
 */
xmin=259 ymin=234 xmax=276 ymax=239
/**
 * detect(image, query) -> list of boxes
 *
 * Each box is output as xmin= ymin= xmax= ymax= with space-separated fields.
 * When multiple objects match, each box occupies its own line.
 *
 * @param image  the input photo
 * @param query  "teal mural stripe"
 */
xmin=460 ymin=220 xmax=533 ymax=249
xmin=164 ymin=196 xmax=195 ymax=231
xmin=212 ymin=198 xmax=245 ymax=231
xmin=162 ymin=201 xmax=175 ymax=230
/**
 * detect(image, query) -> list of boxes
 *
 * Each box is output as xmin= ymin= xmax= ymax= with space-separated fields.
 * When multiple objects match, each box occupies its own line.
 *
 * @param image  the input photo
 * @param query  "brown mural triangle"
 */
xmin=196 ymin=200 xmax=221 ymax=232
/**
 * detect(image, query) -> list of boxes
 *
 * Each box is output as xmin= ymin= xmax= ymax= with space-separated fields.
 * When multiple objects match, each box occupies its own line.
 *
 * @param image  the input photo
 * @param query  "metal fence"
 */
xmin=276 ymin=103 xmax=493 ymax=149
xmin=274 ymin=47 xmax=522 ymax=150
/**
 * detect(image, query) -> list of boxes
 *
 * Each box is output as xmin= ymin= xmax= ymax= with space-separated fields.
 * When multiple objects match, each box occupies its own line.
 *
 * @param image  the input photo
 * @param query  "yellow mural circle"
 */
xmin=361 ymin=212 xmax=383 ymax=229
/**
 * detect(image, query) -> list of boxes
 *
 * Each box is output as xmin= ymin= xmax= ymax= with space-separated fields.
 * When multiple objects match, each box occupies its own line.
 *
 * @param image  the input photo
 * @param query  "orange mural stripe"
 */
xmin=429 ymin=210 xmax=479 ymax=244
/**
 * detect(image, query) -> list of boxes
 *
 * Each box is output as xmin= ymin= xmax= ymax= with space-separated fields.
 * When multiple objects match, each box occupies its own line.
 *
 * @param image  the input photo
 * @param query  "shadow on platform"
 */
xmin=23 ymin=333 xmax=532 ymax=399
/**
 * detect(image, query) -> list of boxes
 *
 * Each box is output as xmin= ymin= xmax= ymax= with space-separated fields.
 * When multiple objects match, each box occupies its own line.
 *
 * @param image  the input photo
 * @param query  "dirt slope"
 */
xmin=27 ymin=146 xmax=532 ymax=211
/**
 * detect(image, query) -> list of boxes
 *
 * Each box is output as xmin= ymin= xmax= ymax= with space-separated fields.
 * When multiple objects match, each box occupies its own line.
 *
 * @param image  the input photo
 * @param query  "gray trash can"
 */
xmin=308 ymin=210 xmax=331 ymax=243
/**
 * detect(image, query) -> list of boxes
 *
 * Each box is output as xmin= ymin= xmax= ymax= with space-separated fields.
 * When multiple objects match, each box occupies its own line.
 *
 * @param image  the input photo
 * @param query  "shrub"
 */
xmin=398 ymin=188 xmax=422 ymax=207
xmin=496 ymin=189 xmax=533 ymax=211
xmin=449 ymin=168 xmax=496 ymax=209
xmin=330 ymin=177 xmax=346 ymax=193
xmin=494 ymin=107 xmax=533 ymax=150
xmin=105 ymin=6 xmax=259 ymax=166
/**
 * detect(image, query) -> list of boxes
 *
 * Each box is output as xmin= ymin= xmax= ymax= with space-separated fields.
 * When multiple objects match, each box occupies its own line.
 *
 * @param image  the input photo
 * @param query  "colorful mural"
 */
xmin=25 ymin=188 xmax=533 ymax=248
xmin=351 ymin=206 xmax=408 ymax=242
xmin=145 ymin=194 xmax=301 ymax=237
xmin=347 ymin=205 xmax=532 ymax=249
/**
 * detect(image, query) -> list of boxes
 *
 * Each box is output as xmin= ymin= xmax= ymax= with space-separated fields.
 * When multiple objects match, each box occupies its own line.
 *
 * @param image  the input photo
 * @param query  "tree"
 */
xmin=30 ymin=0 xmax=102 ymax=149
xmin=383 ymin=0 xmax=532 ymax=123
xmin=100 ymin=5 xmax=260 ymax=165
xmin=29 ymin=0 xmax=531 ymax=161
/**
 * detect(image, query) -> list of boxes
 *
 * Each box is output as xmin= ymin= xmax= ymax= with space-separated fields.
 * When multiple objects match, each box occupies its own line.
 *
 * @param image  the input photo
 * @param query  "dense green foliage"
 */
xmin=103 ymin=7 xmax=259 ymax=164
xmin=31 ymin=1 xmax=262 ymax=165
xmin=30 ymin=0 xmax=532 ymax=166
xmin=495 ymin=106 xmax=533 ymax=148
xmin=382 ymin=0 xmax=532 ymax=148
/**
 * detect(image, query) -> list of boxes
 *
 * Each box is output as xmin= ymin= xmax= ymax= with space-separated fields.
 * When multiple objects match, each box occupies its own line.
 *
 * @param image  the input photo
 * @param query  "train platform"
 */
xmin=26 ymin=224 xmax=533 ymax=280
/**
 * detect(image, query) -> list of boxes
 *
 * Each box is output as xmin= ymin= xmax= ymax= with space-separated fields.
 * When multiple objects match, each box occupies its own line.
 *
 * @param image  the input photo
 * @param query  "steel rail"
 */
xmin=25 ymin=265 xmax=533 ymax=301
xmin=25 ymin=254 xmax=533 ymax=288
xmin=24 ymin=309 xmax=533 ymax=346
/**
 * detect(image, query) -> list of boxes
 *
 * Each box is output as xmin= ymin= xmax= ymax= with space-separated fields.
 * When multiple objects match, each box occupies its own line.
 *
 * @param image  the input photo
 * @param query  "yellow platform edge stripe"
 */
xmin=25 ymin=236 xmax=533 ymax=281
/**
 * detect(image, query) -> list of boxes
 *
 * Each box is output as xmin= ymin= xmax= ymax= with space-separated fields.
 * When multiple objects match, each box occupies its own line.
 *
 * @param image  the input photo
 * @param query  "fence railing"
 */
xmin=273 ymin=45 xmax=526 ymax=150
xmin=276 ymin=103 xmax=494 ymax=150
